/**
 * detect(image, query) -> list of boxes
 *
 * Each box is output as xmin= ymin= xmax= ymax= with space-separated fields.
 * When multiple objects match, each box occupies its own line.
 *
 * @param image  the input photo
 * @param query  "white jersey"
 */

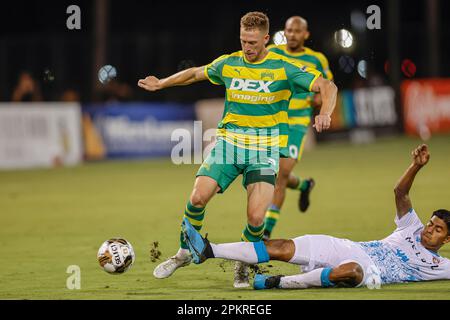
xmin=358 ymin=209 xmax=450 ymax=284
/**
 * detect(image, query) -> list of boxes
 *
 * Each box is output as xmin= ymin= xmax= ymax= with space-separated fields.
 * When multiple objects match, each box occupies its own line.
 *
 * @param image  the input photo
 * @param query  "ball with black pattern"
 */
xmin=97 ymin=238 xmax=135 ymax=274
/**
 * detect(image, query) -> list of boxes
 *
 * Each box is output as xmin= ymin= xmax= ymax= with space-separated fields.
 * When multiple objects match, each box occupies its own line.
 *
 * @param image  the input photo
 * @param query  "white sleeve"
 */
xmin=446 ymin=261 xmax=450 ymax=280
xmin=394 ymin=208 xmax=424 ymax=231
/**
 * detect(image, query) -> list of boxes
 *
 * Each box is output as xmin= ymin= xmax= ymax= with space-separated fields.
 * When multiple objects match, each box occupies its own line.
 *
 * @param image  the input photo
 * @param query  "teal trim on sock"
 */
xmin=253 ymin=241 xmax=270 ymax=263
xmin=320 ymin=268 xmax=336 ymax=287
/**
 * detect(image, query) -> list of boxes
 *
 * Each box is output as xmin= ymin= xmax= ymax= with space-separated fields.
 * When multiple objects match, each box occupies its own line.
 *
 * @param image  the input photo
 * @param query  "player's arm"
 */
xmin=394 ymin=144 xmax=430 ymax=219
xmin=311 ymin=81 xmax=333 ymax=108
xmin=310 ymin=76 xmax=337 ymax=132
xmin=311 ymin=52 xmax=334 ymax=109
xmin=137 ymin=66 xmax=207 ymax=92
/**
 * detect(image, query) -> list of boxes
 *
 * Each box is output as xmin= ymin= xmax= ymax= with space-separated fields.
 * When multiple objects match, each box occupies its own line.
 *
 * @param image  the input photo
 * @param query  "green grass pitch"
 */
xmin=1 ymin=135 xmax=449 ymax=300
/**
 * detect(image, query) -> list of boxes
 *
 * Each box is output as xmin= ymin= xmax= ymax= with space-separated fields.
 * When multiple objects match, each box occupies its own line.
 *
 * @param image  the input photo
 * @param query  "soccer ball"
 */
xmin=98 ymin=65 xmax=117 ymax=84
xmin=97 ymin=238 xmax=135 ymax=274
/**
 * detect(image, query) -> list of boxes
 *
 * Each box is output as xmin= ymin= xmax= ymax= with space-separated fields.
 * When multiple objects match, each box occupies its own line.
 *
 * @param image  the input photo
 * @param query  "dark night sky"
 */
xmin=0 ymin=0 xmax=448 ymax=102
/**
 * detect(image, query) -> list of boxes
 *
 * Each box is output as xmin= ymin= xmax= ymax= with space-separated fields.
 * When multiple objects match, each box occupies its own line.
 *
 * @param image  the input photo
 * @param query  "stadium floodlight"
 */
xmin=273 ymin=30 xmax=287 ymax=45
xmin=334 ymin=29 xmax=354 ymax=48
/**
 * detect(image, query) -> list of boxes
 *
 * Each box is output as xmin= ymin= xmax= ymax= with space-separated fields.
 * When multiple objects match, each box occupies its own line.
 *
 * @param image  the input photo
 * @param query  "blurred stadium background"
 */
xmin=0 ymin=0 xmax=449 ymax=299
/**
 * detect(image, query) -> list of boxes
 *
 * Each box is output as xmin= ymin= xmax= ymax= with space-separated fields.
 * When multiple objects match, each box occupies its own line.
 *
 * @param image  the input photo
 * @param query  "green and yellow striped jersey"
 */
xmin=267 ymin=45 xmax=333 ymax=130
xmin=205 ymin=50 xmax=321 ymax=153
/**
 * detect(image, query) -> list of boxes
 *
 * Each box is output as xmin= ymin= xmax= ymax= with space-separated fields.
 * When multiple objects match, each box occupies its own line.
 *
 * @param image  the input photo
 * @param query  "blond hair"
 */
xmin=240 ymin=12 xmax=269 ymax=33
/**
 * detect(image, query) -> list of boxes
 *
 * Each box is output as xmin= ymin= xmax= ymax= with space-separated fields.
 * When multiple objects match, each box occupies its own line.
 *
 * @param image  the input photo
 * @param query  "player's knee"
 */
xmin=342 ymin=263 xmax=364 ymax=286
xmin=330 ymin=263 xmax=364 ymax=287
xmin=279 ymin=240 xmax=294 ymax=257
xmin=349 ymin=264 xmax=364 ymax=283
xmin=247 ymin=215 xmax=264 ymax=227
xmin=190 ymin=190 xmax=209 ymax=208
xmin=265 ymin=239 xmax=295 ymax=262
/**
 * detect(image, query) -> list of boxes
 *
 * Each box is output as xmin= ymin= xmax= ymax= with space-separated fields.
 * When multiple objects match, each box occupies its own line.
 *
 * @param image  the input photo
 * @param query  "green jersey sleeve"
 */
xmin=204 ymin=54 xmax=229 ymax=85
xmin=284 ymin=60 xmax=322 ymax=93
xmin=314 ymin=52 xmax=333 ymax=81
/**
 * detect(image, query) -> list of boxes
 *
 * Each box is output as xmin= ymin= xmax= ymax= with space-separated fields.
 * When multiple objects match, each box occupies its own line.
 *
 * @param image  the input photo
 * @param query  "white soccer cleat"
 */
xmin=153 ymin=252 xmax=192 ymax=279
xmin=233 ymin=261 xmax=250 ymax=288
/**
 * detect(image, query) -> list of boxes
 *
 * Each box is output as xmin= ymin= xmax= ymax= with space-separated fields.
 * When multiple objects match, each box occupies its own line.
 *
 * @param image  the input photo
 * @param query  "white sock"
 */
xmin=211 ymin=242 xmax=259 ymax=264
xmin=279 ymin=268 xmax=327 ymax=289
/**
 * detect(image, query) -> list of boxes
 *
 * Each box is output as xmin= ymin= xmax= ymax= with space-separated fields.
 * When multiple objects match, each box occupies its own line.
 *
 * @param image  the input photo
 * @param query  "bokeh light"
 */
xmin=339 ymin=55 xmax=355 ymax=73
xmin=401 ymin=59 xmax=416 ymax=78
xmin=334 ymin=29 xmax=354 ymax=48
xmin=43 ymin=68 xmax=55 ymax=83
xmin=273 ymin=30 xmax=287 ymax=45
xmin=357 ymin=60 xmax=367 ymax=78
xmin=350 ymin=10 xmax=366 ymax=32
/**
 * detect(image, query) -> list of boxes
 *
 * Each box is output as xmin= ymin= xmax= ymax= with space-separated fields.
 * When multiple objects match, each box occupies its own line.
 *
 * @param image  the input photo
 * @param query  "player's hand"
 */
xmin=313 ymin=114 xmax=331 ymax=133
xmin=412 ymin=144 xmax=430 ymax=167
xmin=137 ymin=76 xmax=162 ymax=92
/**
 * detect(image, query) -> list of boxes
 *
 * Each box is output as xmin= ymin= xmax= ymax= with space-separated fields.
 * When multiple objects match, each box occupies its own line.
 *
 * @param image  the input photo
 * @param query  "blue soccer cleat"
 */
xmin=182 ymin=218 xmax=213 ymax=264
xmin=253 ymin=274 xmax=270 ymax=290
xmin=253 ymin=274 xmax=284 ymax=290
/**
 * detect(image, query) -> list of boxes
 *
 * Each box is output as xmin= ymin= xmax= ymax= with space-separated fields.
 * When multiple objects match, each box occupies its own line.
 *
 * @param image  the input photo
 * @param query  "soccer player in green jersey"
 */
xmin=263 ymin=16 xmax=334 ymax=240
xmin=138 ymin=12 xmax=337 ymax=287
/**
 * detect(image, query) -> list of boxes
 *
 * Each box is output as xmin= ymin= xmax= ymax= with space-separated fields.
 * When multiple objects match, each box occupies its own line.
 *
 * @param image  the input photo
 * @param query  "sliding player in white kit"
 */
xmin=182 ymin=144 xmax=450 ymax=289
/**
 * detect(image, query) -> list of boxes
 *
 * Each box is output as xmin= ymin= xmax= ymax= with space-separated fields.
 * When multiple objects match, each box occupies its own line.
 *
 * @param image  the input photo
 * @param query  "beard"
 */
xmin=287 ymin=39 xmax=304 ymax=51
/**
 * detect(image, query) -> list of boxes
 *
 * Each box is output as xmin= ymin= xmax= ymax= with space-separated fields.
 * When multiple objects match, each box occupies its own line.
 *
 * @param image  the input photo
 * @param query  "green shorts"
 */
xmin=196 ymin=139 xmax=278 ymax=193
xmin=287 ymin=126 xmax=308 ymax=160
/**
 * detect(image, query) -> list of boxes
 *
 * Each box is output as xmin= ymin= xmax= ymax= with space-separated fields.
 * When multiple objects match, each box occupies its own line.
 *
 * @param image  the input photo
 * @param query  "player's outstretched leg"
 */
xmin=183 ymin=221 xmax=274 ymax=267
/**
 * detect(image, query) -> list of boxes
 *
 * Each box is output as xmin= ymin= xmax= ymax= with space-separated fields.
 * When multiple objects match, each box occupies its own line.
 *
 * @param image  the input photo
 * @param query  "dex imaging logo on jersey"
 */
xmin=229 ymin=78 xmax=275 ymax=103
xmin=230 ymin=78 xmax=273 ymax=93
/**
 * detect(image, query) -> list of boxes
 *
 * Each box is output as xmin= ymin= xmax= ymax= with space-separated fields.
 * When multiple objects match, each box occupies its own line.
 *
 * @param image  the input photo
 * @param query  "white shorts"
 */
xmin=291 ymin=235 xmax=377 ymax=287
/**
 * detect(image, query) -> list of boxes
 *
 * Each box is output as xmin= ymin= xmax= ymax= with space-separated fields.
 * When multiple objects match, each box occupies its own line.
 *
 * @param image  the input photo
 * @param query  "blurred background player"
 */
xmin=183 ymin=144 xmax=450 ymax=290
xmin=264 ymin=16 xmax=334 ymax=240
xmin=138 ymin=11 xmax=337 ymax=287
xmin=11 ymin=71 xmax=43 ymax=102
